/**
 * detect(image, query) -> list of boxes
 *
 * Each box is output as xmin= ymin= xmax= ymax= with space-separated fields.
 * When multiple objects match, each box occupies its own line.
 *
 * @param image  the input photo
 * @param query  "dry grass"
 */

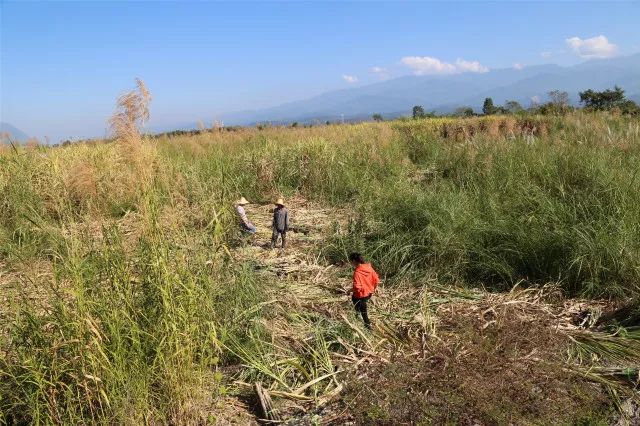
xmin=436 ymin=116 xmax=550 ymax=141
xmin=111 ymin=78 xmax=152 ymax=145
xmin=224 ymin=198 xmax=637 ymax=423
xmin=109 ymin=78 xmax=151 ymax=145
xmin=2 ymin=112 xmax=639 ymax=424
xmin=106 ymin=78 xmax=157 ymax=201
xmin=342 ymin=287 xmax=622 ymax=425
xmin=25 ymin=138 xmax=41 ymax=149
xmin=64 ymin=160 xmax=99 ymax=209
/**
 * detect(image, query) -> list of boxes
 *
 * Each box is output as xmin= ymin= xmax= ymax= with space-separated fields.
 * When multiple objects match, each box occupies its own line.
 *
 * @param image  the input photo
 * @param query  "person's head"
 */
xmin=236 ymin=196 xmax=249 ymax=206
xmin=349 ymin=252 xmax=366 ymax=266
xmin=275 ymin=197 xmax=285 ymax=207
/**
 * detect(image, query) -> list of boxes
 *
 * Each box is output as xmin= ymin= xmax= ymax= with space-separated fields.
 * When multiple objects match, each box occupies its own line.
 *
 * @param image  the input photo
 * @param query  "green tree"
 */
xmin=482 ymin=98 xmax=496 ymax=115
xmin=412 ymin=105 xmax=426 ymax=119
xmin=579 ymin=86 xmax=633 ymax=111
xmin=504 ymin=100 xmax=523 ymax=114
xmin=618 ymin=99 xmax=640 ymax=115
xmin=372 ymin=113 xmax=384 ymax=122
xmin=454 ymin=107 xmax=475 ymax=117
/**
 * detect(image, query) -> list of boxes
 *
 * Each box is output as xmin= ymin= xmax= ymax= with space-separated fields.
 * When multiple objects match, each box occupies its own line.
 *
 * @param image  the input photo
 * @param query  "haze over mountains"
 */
xmin=219 ymin=53 xmax=640 ymax=125
xmin=0 ymin=122 xmax=29 ymax=143
xmin=3 ymin=54 xmax=640 ymax=142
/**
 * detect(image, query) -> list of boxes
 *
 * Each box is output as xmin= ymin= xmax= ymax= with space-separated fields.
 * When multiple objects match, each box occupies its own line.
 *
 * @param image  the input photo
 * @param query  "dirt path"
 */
xmin=224 ymin=198 xmax=371 ymax=423
xmin=233 ymin=198 xmax=354 ymax=334
xmin=223 ymin=198 xmax=639 ymax=425
xmin=226 ymin=199 xmax=556 ymax=422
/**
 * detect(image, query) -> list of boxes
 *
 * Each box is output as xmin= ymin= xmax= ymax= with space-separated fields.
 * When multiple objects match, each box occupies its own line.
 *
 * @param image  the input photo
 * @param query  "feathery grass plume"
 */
xmin=109 ymin=78 xmax=153 ymax=167
xmin=109 ymin=78 xmax=151 ymax=145
xmin=108 ymin=78 xmax=156 ymax=206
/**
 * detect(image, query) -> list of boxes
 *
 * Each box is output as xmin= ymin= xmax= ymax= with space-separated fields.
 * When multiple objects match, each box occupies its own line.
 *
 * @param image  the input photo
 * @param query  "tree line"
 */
xmin=372 ymin=86 xmax=639 ymax=121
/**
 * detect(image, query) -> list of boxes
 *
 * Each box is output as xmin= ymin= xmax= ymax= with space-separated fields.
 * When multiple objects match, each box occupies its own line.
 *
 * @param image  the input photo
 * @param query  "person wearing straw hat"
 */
xmin=235 ymin=196 xmax=256 ymax=234
xmin=270 ymin=197 xmax=289 ymax=249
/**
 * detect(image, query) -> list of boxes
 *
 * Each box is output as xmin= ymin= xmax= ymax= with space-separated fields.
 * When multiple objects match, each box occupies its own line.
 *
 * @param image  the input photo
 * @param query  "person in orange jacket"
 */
xmin=348 ymin=252 xmax=380 ymax=329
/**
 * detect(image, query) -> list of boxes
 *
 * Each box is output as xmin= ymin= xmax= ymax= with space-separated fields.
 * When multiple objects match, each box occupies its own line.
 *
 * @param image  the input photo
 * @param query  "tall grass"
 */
xmin=1 ymin=111 xmax=639 ymax=422
xmin=0 ymin=192 xmax=246 ymax=423
xmin=2 ymin=113 xmax=639 ymax=292
xmin=325 ymin=114 xmax=640 ymax=297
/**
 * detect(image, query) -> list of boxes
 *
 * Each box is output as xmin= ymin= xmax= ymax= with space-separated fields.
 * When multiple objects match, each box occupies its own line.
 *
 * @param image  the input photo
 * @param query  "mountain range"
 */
xmin=5 ymin=54 xmax=640 ymax=141
xmin=218 ymin=53 xmax=640 ymax=125
xmin=0 ymin=122 xmax=29 ymax=143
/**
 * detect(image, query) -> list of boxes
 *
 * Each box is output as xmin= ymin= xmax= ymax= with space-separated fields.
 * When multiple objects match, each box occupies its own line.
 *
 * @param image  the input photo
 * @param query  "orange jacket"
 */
xmin=352 ymin=263 xmax=380 ymax=298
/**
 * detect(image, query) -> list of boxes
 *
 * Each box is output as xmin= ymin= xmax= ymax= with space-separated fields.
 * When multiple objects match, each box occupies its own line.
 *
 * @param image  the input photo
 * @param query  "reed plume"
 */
xmin=108 ymin=78 xmax=156 ymax=195
xmin=109 ymin=78 xmax=151 ymax=144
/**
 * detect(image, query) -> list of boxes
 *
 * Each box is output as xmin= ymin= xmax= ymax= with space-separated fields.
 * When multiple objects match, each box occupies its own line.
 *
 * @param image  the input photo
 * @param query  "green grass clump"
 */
xmin=0 ymin=195 xmax=267 ymax=423
xmin=326 ymin=114 xmax=640 ymax=297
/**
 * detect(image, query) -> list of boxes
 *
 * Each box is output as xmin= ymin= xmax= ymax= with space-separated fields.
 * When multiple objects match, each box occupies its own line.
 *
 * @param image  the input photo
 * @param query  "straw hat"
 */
xmin=275 ymin=198 xmax=285 ymax=206
xmin=236 ymin=197 xmax=249 ymax=205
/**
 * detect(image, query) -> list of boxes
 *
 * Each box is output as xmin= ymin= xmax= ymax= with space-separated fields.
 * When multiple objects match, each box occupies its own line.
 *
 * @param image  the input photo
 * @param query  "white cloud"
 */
xmin=540 ymin=51 xmax=553 ymax=58
xmin=531 ymin=95 xmax=541 ymax=105
xmin=513 ymin=63 xmax=524 ymax=70
xmin=454 ymin=58 xmax=489 ymax=73
xmin=342 ymin=74 xmax=359 ymax=84
xmin=401 ymin=56 xmax=455 ymax=74
xmin=401 ymin=56 xmax=488 ymax=75
xmin=565 ymin=35 xmax=618 ymax=58
xmin=370 ymin=66 xmax=390 ymax=80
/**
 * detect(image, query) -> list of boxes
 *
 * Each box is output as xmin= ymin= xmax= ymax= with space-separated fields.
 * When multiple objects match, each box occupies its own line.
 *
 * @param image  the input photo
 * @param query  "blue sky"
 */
xmin=1 ymin=1 xmax=639 ymax=142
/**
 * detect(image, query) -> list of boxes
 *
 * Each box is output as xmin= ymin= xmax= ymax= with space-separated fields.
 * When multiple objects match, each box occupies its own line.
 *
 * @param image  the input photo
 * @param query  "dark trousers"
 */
xmin=352 ymin=295 xmax=372 ymax=328
xmin=271 ymin=228 xmax=286 ymax=248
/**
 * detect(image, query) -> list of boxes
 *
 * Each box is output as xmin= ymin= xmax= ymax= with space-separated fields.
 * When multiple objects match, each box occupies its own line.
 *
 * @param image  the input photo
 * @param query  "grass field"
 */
xmin=1 ymin=112 xmax=639 ymax=424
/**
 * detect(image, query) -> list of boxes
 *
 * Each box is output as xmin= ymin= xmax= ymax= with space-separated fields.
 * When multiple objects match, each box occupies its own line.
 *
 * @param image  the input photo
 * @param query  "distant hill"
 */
xmin=0 ymin=122 xmax=29 ymax=143
xmin=218 ymin=53 xmax=640 ymax=125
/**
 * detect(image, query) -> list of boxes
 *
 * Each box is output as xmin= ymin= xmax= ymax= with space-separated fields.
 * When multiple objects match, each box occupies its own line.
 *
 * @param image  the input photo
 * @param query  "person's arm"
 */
xmin=239 ymin=207 xmax=251 ymax=227
xmin=352 ymin=271 xmax=364 ymax=296
xmin=285 ymin=210 xmax=289 ymax=230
